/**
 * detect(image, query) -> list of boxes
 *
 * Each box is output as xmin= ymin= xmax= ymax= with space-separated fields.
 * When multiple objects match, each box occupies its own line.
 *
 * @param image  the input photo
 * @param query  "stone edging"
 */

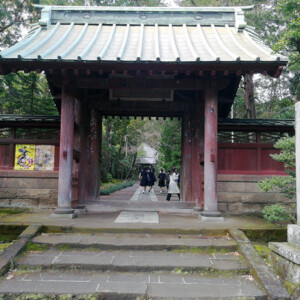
xmin=0 ymin=225 xmax=42 ymax=276
xmin=229 ymin=228 xmax=291 ymax=300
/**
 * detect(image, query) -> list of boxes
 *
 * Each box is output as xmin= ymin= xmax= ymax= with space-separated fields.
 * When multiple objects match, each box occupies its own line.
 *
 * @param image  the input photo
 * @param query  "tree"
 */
xmin=158 ymin=119 xmax=181 ymax=171
xmin=0 ymin=0 xmax=38 ymax=50
xmin=272 ymin=0 xmax=300 ymax=102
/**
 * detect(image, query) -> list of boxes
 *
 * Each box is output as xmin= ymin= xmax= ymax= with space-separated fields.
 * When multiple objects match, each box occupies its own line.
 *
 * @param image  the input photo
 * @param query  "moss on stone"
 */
xmin=56 ymin=244 xmax=73 ymax=251
xmin=242 ymin=229 xmax=287 ymax=243
xmin=0 ymin=243 xmax=12 ymax=254
xmin=172 ymin=246 xmax=231 ymax=255
xmin=253 ymin=244 xmax=271 ymax=259
xmin=24 ymin=242 xmax=48 ymax=252
xmin=284 ymin=280 xmax=300 ymax=298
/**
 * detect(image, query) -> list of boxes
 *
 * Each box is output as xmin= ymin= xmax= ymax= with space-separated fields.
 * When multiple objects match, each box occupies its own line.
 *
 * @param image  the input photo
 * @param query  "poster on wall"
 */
xmin=34 ymin=145 xmax=55 ymax=171
xmin=14 ymin=144 xmax=36 ymax=170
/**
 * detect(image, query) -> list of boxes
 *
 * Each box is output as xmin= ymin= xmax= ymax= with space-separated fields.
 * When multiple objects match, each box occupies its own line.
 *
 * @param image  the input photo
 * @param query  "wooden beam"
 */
xmin=274 ymin=66 xmax=283 ymax=78
xmin=51 ymin=77 xmax=210 ymax=90
xmin=0 ymin=138 xmax=59 ymax=145
xmin=89 ymin=99 xmax=185 ymax=114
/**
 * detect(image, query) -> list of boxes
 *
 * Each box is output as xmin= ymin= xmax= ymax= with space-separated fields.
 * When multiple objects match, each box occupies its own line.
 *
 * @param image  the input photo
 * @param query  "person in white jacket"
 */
xmin=166 ymin=167 xmax=180 ymax=201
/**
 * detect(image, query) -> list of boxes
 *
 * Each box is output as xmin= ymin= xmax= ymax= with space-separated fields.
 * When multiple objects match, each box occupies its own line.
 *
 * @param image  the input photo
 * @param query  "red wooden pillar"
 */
xmin=181 ymin=112 xmax=192 ymax=202
xmin=202 ymin=82 xmax=221 ymax=217
xmin=78 ymin=101 xmax=102 ymax=202
xmin=86 ymin=109 xmax=102 ymax=200
xmin=192 ymin=94 xmax=204 ymax=210
xmin=78 ymin=97 xmax=89 ymax=202
xmin=54 ymin=85 xmax=76 ymax=215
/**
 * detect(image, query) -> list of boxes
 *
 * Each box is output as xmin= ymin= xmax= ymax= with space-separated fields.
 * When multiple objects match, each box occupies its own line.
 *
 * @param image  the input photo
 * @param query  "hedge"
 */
xmin=100 ymin=180 xmax=136 ymax=195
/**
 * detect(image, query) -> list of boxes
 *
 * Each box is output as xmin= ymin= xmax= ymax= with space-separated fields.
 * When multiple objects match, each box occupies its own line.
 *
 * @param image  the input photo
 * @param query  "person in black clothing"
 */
xmin=157 ymin=169 xmax=166 ymax=193
xmin=139 ymin=167 xmax=149 ymax=194
xmin=147 ymin=168 xmax=156 ymax=193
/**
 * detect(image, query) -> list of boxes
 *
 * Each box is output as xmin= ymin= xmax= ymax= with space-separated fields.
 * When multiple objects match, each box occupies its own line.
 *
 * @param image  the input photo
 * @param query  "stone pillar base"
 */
xmin=199 ymin=210 xmax=224 ymax=221
xmin=51 ymin=207 xmax=77 ymax=219
xmin=193 ymin=206 xmax=203 ymax=211
xmin=201 ymin=210 xmax=222 ymax=217
xmin=199 ymin=215 xmax=224 ymax=222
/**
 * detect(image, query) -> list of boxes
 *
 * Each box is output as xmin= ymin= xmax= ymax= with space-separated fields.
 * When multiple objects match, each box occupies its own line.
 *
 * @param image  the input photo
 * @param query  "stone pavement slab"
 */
xmin=0 ymin=270 xmax=267 ymax=299
xmin=114 ymin=211 xmax=159 ymax=223
xmin=16 ymin=249 xmax=249 ymax=272
xmin=32 ymin=233 xmax=237 ymax=250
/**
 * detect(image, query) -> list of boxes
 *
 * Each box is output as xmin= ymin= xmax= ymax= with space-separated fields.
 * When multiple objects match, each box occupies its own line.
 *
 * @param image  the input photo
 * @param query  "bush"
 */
xmin=258 ymin=136 xmax=295 ymax=199
xmin=262 ymin=204 xmax=296 ymax=224
xmin=100 ymin=180 xmax=136 ymax=195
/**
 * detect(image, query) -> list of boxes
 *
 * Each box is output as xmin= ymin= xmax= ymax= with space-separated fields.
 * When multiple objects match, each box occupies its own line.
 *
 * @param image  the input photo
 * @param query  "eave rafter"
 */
xmin=0 ymin=60 xmax=285 ymax=79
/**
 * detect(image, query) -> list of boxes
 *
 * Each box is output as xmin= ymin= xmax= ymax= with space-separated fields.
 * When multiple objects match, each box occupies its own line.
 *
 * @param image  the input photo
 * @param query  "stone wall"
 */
xmin=0 ymin=170 xmax=58 ymax=208
xmin=217 ymin=174 xmax=294 ymax=215
xmin=0 ymin=172 xmax=293 ymax=214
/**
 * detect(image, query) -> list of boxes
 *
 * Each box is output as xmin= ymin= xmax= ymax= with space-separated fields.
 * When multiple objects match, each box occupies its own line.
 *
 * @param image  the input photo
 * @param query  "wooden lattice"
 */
xmin=15 ymin=128 xmax=60 ymax=140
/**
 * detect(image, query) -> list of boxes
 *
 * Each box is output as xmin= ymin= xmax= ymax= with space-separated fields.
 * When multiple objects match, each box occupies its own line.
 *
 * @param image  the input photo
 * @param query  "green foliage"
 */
xmin=100 ymin=180 xmax=136 ymax=195
xmin=258 ymin=136 xmax=296 ymax=199
xmin=101 ymin=117 xmax=146 ymax=181
xmin=0 ymin=207 xmax=31 ymax=217
xmin=0 ymin=72 xmax=57 ymax=115
xmin=0 ymin=0 xmax=38 ymax=49
xmin=158 ymin=119 xmax=181 ymax=171
xmin=0 ymin=242 xmax=12 ymax=255
xmin=25 ymin=242 xmax=48 ymax=252
xmin=262 ymin=204 xmax=296 ymax=224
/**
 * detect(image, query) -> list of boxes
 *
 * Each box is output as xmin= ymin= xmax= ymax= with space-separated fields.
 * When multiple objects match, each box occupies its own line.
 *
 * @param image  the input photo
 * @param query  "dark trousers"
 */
xmin=166 ymin=193 xmax=180 ymax=201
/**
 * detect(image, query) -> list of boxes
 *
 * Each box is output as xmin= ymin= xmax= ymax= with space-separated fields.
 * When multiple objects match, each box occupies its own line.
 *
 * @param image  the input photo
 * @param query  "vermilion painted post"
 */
xmin=202 ymin=82 xmax=221 ymax=217
xmin=78 ymin=98 xmax=89 ymax=202
xmin=181 ymin=112 xmax=192 ymax=202
xmin=54 ymin=85 xmax=76 ymax=215
xmin=86 ymin=109 xmax=102 ymax=200
xmin=192 ymin=94 xmax=204 ymax=210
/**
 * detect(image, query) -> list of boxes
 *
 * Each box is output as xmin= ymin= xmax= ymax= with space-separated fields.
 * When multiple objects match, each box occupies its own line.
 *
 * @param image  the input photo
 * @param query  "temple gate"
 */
xmin=0 ymin=6 xmax=287 ymax=218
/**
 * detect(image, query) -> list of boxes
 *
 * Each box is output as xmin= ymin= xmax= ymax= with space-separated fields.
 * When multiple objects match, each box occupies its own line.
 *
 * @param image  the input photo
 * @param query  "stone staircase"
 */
xmin=0 ymin=231 xmax=270 ymax=299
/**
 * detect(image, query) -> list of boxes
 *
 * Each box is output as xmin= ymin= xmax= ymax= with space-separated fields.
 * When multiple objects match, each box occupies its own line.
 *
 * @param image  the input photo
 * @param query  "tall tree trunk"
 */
xmin=125 ymin=152 xmax=137 ymax=180
xmin=244 ymin=74 xmax=256 ymax=119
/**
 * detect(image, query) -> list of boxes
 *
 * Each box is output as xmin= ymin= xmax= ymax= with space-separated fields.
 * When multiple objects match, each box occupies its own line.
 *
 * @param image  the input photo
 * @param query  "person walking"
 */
xmin=147 ymin=168 xmax=156 ymax=193
xmin=139 ymin=167 xmax=149 ymax=194
xmin=157 ymin=169 xmax=166 ymax=193
xmin=166 ymin=167 xmax=180 ymax=201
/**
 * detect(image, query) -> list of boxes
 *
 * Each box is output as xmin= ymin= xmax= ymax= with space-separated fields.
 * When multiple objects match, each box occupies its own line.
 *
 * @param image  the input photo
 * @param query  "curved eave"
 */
xmin=0 ymin=23 xmax=287 ymax=78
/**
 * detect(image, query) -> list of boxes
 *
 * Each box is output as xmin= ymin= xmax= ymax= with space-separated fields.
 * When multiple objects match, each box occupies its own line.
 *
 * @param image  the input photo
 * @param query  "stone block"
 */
xmin=10 ymin=198 xmax=39 ymax=207
xmin=38 ymin=197 xmax=57 ymax=208
xmin=16 ymin=189 xmax=50 ymax=200
xmin=288 ymin=225 xmax=300 ymax=247
xmin=218 ymin=192 xmax=241 ymax=203
xmin=217 ymin=202 xmax=228 ymax=212
xmin=37 ymin=178 xmax=58 ymax=189
xmin=218 ymin=181 xmax=260 ymax=193
xmin=0 ymin=188 xmax=16 ymax=199
xmin=242 ymin=203 xmax=262 ymax=213
xmin=0 ymin=177 xmax=38 ymax=189
xmin=228 ymin=202 xmax=243 ymax=213
xmin=268 ymin=250 xmax=300 ymax=284
xmin=269 ymin=242 xmax=300 ymax=265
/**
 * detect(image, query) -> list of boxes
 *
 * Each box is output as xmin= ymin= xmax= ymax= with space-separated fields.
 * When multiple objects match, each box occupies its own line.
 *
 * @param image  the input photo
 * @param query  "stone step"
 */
xmin=0 ymin=269 xmax=267 ymax=299
xmin=32 ymin=232 xmax=237 ymax=251
xmin=15 ymin=249 xmax=249 ymax=274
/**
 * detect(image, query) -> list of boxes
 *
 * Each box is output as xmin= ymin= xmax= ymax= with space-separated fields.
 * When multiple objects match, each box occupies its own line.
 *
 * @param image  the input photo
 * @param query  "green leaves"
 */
xmin=258 ymin=136 xmax=296 ymax=199
xmin=158 ymin=119 xmax=181 ymax=171
xmin=0 ymin=72 xmax=57 ymax=115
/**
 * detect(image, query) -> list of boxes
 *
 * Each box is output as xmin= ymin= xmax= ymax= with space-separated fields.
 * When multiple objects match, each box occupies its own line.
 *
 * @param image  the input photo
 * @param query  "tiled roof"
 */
xmin=0 ymin=6 xmax=287 ymax=64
